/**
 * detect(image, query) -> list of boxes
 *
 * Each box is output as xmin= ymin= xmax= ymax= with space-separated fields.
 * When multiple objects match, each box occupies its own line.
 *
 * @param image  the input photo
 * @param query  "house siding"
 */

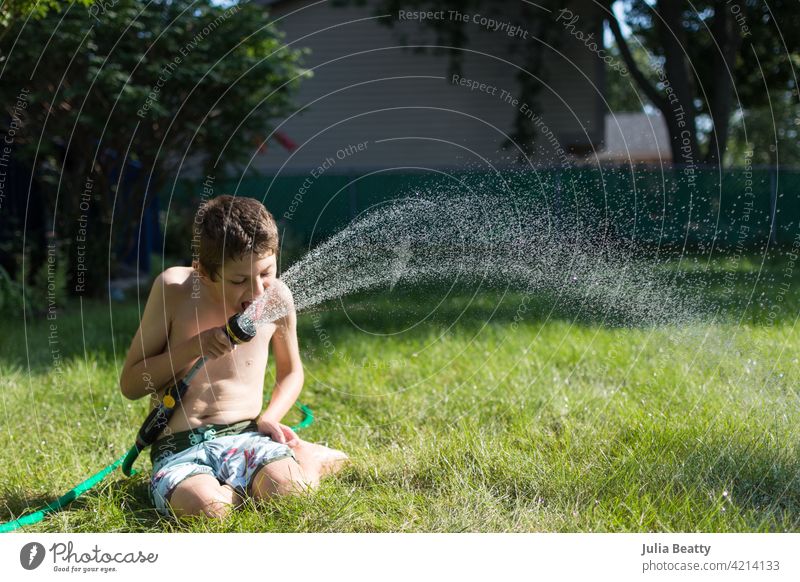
xmin=250 ymin=0 xmax=606 ymax=174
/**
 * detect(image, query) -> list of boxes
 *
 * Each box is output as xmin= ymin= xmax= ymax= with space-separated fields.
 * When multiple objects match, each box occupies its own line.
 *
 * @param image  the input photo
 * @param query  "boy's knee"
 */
xmin=168 ymin=474 xmax=236 ymax=519
xmin=249 ymin=458 xmax=312 ymax=499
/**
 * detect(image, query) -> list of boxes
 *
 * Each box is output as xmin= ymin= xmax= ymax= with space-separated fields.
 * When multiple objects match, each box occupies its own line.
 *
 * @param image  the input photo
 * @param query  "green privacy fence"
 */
xmin=161 ymin=166 xmax=800 ymax=250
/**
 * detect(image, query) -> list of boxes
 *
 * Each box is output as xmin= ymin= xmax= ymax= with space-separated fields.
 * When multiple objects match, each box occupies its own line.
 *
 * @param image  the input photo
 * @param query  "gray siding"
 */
xmin=248 ymin=0 xmax=605 ymax=174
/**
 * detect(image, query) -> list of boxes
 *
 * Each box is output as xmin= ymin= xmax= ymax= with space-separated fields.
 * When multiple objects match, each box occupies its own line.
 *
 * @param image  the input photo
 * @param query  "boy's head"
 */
xmin=194 ymin=195 xmax=279 ymax=313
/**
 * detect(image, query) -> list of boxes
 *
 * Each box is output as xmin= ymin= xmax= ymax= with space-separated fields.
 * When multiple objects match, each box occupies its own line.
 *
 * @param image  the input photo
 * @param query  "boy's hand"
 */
xmin=197 ymin=326 xmax=237 ymax=359
xmin=257 ymin=417 xmax=300 ymax=448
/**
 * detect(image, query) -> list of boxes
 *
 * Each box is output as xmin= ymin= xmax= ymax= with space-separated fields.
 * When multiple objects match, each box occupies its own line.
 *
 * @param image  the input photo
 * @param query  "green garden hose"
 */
xmin=0 ymin=402 xmax=314 ymax=533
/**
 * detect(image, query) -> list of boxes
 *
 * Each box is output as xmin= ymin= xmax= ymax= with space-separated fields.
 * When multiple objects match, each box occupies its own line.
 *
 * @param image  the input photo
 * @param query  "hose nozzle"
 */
xmin=224 ymin=311 xmax=257 ymax=344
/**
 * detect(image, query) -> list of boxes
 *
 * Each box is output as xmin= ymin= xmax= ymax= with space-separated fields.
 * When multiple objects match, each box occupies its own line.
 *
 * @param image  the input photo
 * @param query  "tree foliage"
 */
xmin=0 ymin=0 xmax=92 ymax=31
xmin=605 ymin=0 xmax=800 ymax=167
xmin=0 ymin=0 xmax=308 ymax=295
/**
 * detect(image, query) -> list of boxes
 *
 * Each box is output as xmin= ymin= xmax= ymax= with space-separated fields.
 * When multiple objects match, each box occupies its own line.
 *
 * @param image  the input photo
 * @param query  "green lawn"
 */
xmin=1 ymin=253 xmax=799 ymax=532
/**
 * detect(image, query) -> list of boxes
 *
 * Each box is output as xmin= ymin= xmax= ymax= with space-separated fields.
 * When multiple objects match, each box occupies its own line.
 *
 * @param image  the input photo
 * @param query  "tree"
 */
xmin=726 ymin=88 xmax=800 ymax=167
xmin=0 ymin=0 xmax=91 ymax=32
xmin=0 ymin=0 xmax=309 ymax=295
xmin=604 ymin=0 xmax=800 ymax=168
xmin=604 ymin=39 xmax=653 ymax=112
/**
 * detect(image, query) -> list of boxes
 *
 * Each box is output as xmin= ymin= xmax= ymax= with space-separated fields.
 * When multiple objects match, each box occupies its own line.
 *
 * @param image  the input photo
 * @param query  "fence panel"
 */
xmin=162 ymin=166 xmax=799 ymax=250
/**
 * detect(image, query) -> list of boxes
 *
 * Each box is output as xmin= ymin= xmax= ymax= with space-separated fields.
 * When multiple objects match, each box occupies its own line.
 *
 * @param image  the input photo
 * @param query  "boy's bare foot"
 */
xmin=294 ymin=440 xmax=350 ymax=477
xmin=316 ymin=444 xmax=350 ymax=477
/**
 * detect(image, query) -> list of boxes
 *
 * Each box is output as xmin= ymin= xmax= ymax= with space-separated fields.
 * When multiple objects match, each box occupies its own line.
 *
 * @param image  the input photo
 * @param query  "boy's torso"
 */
xmin=151 ymin=267 xmax=275 ymax=440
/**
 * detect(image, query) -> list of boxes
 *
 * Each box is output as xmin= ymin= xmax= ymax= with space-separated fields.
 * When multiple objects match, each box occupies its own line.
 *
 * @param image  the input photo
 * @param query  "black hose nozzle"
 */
xmin=224 ymin=311 xmax=257 ymax=344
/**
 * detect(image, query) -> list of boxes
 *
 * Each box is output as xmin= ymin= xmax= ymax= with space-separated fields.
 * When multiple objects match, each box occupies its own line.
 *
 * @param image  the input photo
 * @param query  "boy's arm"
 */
xmin=259 ymin=284 xmax=304 ymax=426
xmin=119 ymin=273 xmax=194 ymax=400
xmin=119 ymin=272 xmax=232 ymax=400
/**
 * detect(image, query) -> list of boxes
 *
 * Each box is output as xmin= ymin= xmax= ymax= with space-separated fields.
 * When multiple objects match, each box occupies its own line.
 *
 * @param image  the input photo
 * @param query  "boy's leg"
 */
xmin=168 ymin=474 xmax=242 ymax=519
xmin=249 ymin=456 xmax=317 ymax=499
xmin=248 ymin=440 xmax=349 ymax=500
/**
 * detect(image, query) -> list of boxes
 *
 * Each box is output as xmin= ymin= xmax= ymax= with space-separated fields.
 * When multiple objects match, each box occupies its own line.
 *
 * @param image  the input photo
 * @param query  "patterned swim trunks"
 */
xmin=149 ymin=421 xmax=296 ymax=516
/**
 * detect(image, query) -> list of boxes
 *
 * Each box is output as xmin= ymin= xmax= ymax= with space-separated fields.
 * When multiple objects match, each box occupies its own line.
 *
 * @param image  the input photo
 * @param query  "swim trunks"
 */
xmin=148 ymin=419 xmax=296 ymax=516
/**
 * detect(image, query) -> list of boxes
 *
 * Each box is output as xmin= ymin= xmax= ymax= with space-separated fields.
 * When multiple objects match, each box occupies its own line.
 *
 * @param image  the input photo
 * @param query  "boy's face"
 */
xmin=205 ymin=251 xmax=277 ymax=315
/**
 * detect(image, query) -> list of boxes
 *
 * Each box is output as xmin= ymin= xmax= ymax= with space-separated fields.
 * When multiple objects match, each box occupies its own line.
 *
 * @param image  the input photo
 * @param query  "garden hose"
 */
xmin=0 ymin=402 xmax=313 ymax=533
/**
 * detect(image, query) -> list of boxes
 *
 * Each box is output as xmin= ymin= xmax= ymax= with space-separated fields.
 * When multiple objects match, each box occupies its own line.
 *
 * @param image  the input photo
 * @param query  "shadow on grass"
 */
xmin=299 ymin=279 xmax=712 ymax=337
xmin=0 ymin=478 xmax=167 ymax=532
xmin=0 ymin=491 xmax=93 ymax=526
xmin=2 ymin=253 xmax=798 ymax=373
xmin=0 ymin=286 xmax=669 ymax=373
xmin=0 ymin=297 xmax=142 ymax=373
xmin=114 ymin=478 xmax=170 ymax=530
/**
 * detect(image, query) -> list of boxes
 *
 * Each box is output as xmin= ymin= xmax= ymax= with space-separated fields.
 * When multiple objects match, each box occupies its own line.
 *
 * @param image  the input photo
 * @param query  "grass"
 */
xmin=0 ymin=252 xmax=799 ymax=532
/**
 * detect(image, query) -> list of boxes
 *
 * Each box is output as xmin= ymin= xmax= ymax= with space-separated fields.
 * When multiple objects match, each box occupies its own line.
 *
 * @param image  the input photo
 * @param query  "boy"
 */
xmin=120 ymin=195 xmax=348 ymax=519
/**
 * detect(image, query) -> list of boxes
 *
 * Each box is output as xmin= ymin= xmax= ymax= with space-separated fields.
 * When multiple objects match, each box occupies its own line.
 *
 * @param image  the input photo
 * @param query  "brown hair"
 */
xmin=194 ymin=195 xmax=278 ymax=281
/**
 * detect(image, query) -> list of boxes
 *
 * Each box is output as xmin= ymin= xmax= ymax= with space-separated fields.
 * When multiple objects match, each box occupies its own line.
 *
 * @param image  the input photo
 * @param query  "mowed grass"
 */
xmin=0 ymin=253 xmax=799 ymax=532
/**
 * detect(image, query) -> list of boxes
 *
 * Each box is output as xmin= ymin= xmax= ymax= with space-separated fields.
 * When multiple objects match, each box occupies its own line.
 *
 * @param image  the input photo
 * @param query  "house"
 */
xmin=249 ymin=0 xmax=608 ymax=175
xmin=595 ymin=111 xmax=672 ymax=164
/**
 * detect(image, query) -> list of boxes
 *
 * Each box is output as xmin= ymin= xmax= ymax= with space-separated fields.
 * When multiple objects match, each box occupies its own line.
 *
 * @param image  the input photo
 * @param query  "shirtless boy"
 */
xmin=120 ymin=195 xmax=347 ymax=519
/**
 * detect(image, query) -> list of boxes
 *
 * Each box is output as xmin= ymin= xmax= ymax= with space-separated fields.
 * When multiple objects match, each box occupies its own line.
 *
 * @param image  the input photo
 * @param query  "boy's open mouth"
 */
xmin=241 ymin=301 xmax=252 ymax=313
